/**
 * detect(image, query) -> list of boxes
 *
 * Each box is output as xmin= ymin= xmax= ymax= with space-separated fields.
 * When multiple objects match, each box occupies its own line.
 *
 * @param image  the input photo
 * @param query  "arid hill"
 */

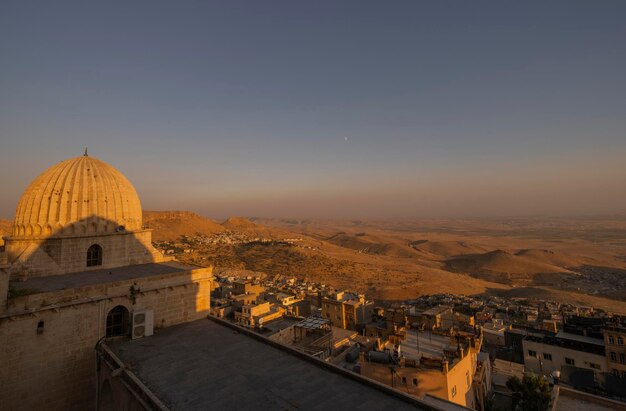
xmin=221 ymin=216 xmax=260 ymax=231
xmin=325 ymin=232 xmax=416 ymax=258
xmin=514 ymin=248 xmax=589 ymax=268
xmin=143 ymin=211 xmax=225 ymax=241
xmin=445 ymin=249 xmax=569 ymax=284
xmin=138 ymin=213 xmax=626 ymax=313
xmin=143 ymin=212 xmax=290 ymax=241
xmin=409 ymin=240 xmax=489 ymax=258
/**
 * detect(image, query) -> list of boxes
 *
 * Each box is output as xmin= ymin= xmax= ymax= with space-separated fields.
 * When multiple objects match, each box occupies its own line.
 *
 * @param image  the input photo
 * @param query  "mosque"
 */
xmin=0 ymin=153 xmax=448 ymax=411
xmin=0 ymin=152 xmax=213 ymax=410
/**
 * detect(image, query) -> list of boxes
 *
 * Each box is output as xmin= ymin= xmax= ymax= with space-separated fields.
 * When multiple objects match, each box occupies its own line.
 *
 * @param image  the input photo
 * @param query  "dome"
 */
xmin=13 ymin=154 xmax=143 ymax=237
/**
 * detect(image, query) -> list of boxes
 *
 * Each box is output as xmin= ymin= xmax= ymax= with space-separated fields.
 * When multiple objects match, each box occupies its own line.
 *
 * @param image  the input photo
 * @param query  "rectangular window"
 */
xmin=611 ymin=352 xmax=617 ymax=361
xmin=413 ymin=378 xmax=418 ymax=386
xmin=543 ymin=353 xmax=552 ymax=361
xmin=589 ymin=363 xmax=600 ymax=370
xmin=528 ymin=350 xmax=537 ymax=357
xmin=608 ymin=335 xmax=615 ymax=344
xmin=620 ymin=353 xmax=626 ymax=364
xmin=565 ymin=357 xmax=575 ymax=366
xmin=619 ymin=337 xmax=624 ymax=346
xmin=401 ymin=377 xmax=406 ymax=385
xmin=451 ymin=385 xmax=457 ymax=397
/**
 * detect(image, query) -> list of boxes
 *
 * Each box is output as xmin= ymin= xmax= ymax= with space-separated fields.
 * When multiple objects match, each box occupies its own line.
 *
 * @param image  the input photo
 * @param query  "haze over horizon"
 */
xmin=1 ymin=1 xmax=625 ymax=220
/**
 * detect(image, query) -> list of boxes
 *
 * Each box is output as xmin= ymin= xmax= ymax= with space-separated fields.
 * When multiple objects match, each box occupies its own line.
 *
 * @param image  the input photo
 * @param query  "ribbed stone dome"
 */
xmin=13 ymin=154 xmax=143 ymax=237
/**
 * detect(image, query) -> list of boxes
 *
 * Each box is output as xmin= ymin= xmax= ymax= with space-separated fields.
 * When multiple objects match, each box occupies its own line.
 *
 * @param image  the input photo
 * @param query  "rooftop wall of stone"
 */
xmin=3 ymin=262 xmax=212 ymax=317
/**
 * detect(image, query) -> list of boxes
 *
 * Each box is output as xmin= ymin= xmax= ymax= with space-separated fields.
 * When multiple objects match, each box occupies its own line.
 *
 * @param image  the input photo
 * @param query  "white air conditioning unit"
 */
xmin=132 ymin=309 xmax=154 ymax=340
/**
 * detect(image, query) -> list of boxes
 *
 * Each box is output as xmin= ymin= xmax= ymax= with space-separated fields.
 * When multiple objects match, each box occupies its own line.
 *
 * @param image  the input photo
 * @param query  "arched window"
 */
xmin=87 ymin=244 xmax=102 ymax=267
xmin=106 ymin=306 xmax=129 ymax=337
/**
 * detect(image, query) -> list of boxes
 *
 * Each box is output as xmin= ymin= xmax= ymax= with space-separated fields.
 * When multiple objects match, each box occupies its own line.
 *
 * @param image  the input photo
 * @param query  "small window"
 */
xmin=528 ymin=350 xmax=537 ymax=357
xmin=87 ymin=244 xmax=103 ymax=267
xmin=543 ymin=353 xmax=552 ymax=361
xmin=620 ymin=353 xmax=626 ymax=364
xmin=611 ymin=352 xmax=617 ymax=361
xmin=401 ymin=377 xmax=406 ymax=385
xmin=565 ymin=358 xmax=575 ymax=366
xmin=608 ymin=335 xmax=615 ymax=344
xmin=619 ymin=337 xmax=624 ymax=346
xmin=412 ymin=378 xmax=418 ymax=386
xmin=622 ymin=371 xmax=626 ymax=379
xmin=451 ymin=385 xmax=457 ymax=397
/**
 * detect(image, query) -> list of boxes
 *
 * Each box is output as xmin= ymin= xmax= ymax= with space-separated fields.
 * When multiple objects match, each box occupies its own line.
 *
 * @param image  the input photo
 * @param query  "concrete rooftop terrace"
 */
xmin=107 ymin=317 xmax=443 ymax=410
xmin=10 ymin=261 xmax=197 ymax=293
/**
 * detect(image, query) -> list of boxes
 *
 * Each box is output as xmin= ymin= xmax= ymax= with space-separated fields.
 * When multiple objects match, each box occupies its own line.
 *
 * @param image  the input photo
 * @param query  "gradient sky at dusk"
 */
xmin=1 ymin=1 xmax=625 ymax=219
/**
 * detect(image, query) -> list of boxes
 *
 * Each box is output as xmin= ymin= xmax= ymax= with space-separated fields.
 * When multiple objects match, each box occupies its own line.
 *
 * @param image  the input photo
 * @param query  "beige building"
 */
xmin=321 ymin=291 xmax=373 ymax=330
xmin=522 ymin=331 xmax=607 ymax=376
xmin=232 ymin=279 xmax=265 ymax=297
xmin=360 ymin=330 xmax=484 ymax=409
xmin=604 ymin=326 xmax=626 ymax=378
xmin=235 ymin=301 xmax=284 ymax=327
xmin=0 ymin=154 xmax=212 ymax=410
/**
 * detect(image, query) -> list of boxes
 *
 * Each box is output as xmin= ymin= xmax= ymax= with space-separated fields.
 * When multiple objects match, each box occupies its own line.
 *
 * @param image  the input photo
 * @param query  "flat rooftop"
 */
xmin=400 ymin=330 xmax=452 ymax=360
xmin=555 ymin=387 xmax=626 ymax=411
xmin=10 ymin=261 xmax=198 ymax=293
xmin=556 ymin=331 xmax=605 ymax=346
xmin=107 ymin=318 xmax=436 ymax=410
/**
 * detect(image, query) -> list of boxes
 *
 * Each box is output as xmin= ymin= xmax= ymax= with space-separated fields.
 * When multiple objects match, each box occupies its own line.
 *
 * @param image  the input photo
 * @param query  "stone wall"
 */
xmin=4 ymin=230 xmax=163 ymax=279
xmin=0 ymin=265 xmax=212 ymax=411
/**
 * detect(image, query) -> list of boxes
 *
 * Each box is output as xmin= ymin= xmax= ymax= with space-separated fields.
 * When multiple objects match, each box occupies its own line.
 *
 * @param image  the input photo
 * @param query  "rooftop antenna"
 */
xmin=84 ymin=147 xmax=88 ymax=156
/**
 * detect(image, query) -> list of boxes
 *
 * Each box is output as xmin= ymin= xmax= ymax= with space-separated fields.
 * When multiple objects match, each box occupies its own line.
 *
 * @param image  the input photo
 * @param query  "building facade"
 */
xmin=322 ymin=291 xmax=373 ymax=330
xmin=604 ymin=326 xmax=626 ymax=378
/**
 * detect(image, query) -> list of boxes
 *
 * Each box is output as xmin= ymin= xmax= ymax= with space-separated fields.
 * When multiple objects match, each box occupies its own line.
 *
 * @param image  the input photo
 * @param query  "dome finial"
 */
xmin=84 ymin=147 xmax=88 ymax=156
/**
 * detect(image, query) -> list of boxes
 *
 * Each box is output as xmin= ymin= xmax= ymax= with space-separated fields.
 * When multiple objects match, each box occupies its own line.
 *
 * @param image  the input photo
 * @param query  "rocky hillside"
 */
xmin=143 ymin=211 xmax=225 ymax=241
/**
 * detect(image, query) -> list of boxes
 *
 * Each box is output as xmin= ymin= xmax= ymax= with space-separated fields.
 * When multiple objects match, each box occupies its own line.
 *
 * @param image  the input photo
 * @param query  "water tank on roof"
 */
xmin=345 ymin=345 xmax=360 ymax=363
xmin=368 ymin=351 xmax=392 ymax=364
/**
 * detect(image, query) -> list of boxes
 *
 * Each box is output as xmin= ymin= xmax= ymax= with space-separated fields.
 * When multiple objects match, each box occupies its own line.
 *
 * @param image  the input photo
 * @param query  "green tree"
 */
xmin=506 ymin=373 xmax=552 ymax=411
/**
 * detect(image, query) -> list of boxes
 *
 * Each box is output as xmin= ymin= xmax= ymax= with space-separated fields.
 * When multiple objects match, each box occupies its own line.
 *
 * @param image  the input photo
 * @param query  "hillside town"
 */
xmin=209 ymin=271 xmax=626 ymax=410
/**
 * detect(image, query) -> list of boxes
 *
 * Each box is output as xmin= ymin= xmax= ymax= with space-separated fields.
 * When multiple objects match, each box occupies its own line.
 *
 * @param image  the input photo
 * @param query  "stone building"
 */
xmin=321 ymin=290 xmax=373 ymax=330
xmin=522 ymin=331 xmax=607 ymax=376
xmin=360 ymin=329 xmax=485 ymax=409
xmin=0 ymin=153 xmax=212 ymax=410
xmin=605 ymin=325 xmax=626 ymax=378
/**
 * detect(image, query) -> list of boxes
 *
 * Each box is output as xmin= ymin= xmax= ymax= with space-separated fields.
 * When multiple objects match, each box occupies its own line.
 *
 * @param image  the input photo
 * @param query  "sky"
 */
xmin=1 ymin=1 xmax=625 ymax=219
